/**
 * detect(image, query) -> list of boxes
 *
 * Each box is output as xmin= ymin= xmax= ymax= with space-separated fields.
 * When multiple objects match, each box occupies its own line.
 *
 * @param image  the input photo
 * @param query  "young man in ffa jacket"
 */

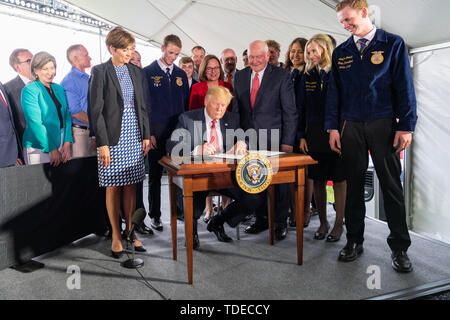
xmin=325 ymin=0 xmax=417 ymax=273
xmin=143 ymin=35 xmax=190 ymax=232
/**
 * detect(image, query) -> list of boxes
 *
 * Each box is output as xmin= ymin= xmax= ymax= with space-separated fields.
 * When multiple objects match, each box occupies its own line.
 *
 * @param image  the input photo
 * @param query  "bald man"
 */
xmin=220 ymin=48 xmax=238 ymax=87
xmin=232 ymin=40 xmax=298 ymax=241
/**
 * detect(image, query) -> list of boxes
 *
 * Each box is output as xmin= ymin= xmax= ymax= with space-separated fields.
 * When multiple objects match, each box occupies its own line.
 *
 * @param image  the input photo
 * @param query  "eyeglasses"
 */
xmin=18 ymin=59 xmax=32 ymax=64
xmin=206 ymin=66 xmax=221 ymax=73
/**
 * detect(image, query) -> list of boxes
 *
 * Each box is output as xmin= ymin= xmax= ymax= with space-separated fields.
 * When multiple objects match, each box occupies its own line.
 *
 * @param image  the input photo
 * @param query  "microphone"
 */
xmin=122 ymin=208 xmax=146 ymax=269
xmin=127 ymin=208 xmax=146 ymax=243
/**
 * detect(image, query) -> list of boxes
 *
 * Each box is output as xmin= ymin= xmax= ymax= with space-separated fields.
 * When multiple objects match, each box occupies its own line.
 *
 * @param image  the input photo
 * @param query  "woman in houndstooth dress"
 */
xmin=89 ymin=27 xmax=151 ymax=258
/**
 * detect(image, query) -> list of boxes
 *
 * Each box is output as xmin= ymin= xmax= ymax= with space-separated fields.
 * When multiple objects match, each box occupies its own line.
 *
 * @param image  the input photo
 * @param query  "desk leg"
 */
xmin=296 ymin=167 xmax=306 ymax=265
xmin=268 ymin=185 xmax=275 ymax=246
xmin=183 ymin=177 xmax=194 ymax=285
xmin=169 ymin=173 xmax=177 ymax=261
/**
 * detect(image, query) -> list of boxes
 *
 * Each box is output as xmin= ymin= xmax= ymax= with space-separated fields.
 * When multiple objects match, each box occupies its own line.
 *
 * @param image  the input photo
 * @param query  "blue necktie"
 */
xmin=166 ymin=67 xmax=171 ymax=83
xmin=358 ymin=38 xmax=369 ymax=54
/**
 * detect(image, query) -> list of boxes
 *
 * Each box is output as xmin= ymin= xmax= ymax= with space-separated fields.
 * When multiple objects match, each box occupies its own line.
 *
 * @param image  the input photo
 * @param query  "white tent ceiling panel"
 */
xmin=65 ymin=0 xmax=450 ymax=56
xmin=66 ymin=0 xmax=169 ymax=38
xmin=373 ymin=0 xmax=450 ymax=48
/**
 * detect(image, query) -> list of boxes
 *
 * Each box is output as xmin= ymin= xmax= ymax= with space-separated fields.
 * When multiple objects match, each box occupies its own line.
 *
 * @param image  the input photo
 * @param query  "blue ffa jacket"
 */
xmin=297 ymin=67 xmax=330 ymax=140
xmin=325 ymin=29 xmax=417 ymax=132
xmin=143 ymin=61 xmax=190 ymax=140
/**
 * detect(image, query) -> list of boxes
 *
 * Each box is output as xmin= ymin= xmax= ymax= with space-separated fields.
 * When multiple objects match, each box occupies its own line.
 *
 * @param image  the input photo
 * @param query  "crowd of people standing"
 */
xmin=0 ymin=0 xmax=417 ymax=273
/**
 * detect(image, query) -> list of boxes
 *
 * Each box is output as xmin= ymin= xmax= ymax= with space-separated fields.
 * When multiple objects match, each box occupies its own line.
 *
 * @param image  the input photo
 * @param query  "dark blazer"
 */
xmin=4 ymin=75 xmax=26 ymax=142
xmin=166 ymin=108 xmax=241 ymax=156
xmin=0 ymin=83 xmax=20 ymax=168
xmin=88 ymin=59 xmax=151 ymax=147
xmin=231 ymin=64 xmax=298 ymax=150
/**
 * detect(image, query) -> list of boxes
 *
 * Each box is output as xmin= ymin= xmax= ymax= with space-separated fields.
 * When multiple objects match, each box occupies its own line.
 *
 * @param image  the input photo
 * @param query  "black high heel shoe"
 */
xmin=314 ymin=224 xmax=330 ymax=240
xmin=125 ymin=231 xmax=147 ymax=253
xmin=303 ymin=214 xmax=311 ymax=228
xmin=111 ymin=250 xmax=124 ymax=259
xmin=326 ymin=228 xmax=344 ymax=243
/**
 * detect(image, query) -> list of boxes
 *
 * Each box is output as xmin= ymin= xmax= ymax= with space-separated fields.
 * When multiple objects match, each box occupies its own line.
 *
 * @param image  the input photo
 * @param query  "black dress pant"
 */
xmin=193 ymin=189 xmax=266 ymax=234
xmin=254 ymin=184 xmax=290 ymax=228
xmin=341 ymin=119 xmax=411 ymax=252
xmin=147 ymin=141 xmax=165 ymax=220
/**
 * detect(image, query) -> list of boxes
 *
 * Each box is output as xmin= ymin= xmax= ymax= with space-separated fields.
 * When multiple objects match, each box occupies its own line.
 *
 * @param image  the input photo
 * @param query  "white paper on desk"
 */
xmin=249 ymin=151 xmax=286 ymax=157
xmin=212 ymin=151 xmax=286 ymax=160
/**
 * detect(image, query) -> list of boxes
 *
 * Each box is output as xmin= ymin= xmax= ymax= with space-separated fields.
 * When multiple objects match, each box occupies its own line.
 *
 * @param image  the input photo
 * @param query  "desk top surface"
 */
xmin=159 ymin=154 xmax=317 ymax=176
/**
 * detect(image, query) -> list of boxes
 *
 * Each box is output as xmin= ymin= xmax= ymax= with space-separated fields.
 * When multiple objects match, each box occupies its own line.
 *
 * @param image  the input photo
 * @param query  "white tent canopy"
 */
xmin=64 ymin=0 xmax=450 ymax=58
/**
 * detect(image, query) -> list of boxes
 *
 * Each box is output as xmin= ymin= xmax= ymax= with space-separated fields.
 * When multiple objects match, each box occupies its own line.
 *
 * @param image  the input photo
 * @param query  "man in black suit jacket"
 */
xmin=4 ymin=49 xmax=33 ymax=145
xmin=0 ymin=82 xmax=22 ymax=168
xmin=167 ymin=86 xmax=265 ymax=249
xmin=232 ymin=40 xmax=298 ymax=241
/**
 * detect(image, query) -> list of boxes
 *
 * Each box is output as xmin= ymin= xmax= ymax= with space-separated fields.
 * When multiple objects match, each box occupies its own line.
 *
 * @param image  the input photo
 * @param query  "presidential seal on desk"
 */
xmin=236 ymin=154 xmax=273 ymax=194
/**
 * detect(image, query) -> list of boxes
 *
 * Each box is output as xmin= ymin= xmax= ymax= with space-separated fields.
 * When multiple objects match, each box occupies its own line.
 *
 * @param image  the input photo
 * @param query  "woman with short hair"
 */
xmin=89 ymin=27 xmax=151 ymax=258
xmin=22 ymin=51 xmax=73 ymax=166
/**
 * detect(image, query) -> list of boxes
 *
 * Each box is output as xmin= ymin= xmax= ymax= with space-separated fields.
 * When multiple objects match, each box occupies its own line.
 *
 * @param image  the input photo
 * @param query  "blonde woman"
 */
xmin=298 ymin=34 xmax=347 ymax=242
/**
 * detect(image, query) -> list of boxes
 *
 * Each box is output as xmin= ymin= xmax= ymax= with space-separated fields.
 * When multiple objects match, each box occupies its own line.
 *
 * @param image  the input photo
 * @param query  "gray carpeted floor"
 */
xmin=0 ymin=176 xmax=449 ymax=300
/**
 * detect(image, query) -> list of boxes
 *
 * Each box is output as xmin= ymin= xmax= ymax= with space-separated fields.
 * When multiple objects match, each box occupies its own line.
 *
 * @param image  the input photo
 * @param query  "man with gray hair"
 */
xmin=4 ymin=48 xmax=33 ymax=145
xmin=232 ymin=40 xmax=297 ymax=241
xmin=220 ymin=48 xmax=238 ymax=87
xmin=61 ymin=44 xmax=95 ymax=159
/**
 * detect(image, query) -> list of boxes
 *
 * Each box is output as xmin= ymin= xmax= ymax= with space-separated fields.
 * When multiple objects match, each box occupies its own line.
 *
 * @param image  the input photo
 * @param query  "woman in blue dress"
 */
xmin=89 ymin=27 xmax=151 ymax=258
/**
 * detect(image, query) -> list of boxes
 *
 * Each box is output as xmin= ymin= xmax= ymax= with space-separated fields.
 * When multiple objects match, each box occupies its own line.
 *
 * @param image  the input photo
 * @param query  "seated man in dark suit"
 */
xmin=167 ymin=86 xmax=265 ymax=249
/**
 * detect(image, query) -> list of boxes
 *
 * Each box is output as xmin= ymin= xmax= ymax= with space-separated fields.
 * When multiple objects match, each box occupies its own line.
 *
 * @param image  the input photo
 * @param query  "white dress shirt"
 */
xmin=250 ymin=65 xmax=267 ymax=90
xmin=193 ymin=109 xmax=224 ymax=155
xmin=354 ymin=26 xmax=377 ymax=51
xmin=157 ymin=59 xmax=174 ymax=74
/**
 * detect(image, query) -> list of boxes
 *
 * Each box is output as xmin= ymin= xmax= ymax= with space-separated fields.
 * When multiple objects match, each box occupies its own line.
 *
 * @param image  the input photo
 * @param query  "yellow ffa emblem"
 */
xmin=236 ymin=154 xmax=273 ymax=194
xmin=152 ymin=76 xmax=163 ymax=87
xmin=176 ymin=77 xmax=183 ymax=87
xmin=371 ymin=51 xmax=384 ymax=65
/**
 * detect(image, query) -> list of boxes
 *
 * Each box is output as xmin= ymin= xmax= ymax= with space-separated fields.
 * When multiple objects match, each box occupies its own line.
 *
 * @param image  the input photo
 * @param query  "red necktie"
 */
xmin=0 ymin=92 xmax=8 ymax=112
xmin=210 ymin=120 xmax=220 ymax=152
xmin=251 ymin=73 xmax=260 ymax=108
xmin=226 ymin=73 xmax=232 ymax=85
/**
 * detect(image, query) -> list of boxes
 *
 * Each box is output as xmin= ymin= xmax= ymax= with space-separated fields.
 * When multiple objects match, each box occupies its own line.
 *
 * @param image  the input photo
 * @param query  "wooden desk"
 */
xmin=159 ymin=154 xmax=317 ymax=284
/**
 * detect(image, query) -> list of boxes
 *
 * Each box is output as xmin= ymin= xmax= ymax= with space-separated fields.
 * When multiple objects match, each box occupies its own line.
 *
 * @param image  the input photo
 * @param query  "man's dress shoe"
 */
xmin=207 ymin=220 xmax=233 ymax=243
xmin=244 ymin=223 xmax=268 ymax=234
xmin=136 ymin=222 xmax=154 ymax=235
xmin=193 ymin=234 xmax=200 ymax=250
xmin=150 ymin=218 xmax=163 ymax=232
xmin=392 ymin=251 xmax=413 ymax=273
xmin=338 ymin=242 xmax=364 ymax=262
xmin=275 ymin=226 xmax=288 ymax=241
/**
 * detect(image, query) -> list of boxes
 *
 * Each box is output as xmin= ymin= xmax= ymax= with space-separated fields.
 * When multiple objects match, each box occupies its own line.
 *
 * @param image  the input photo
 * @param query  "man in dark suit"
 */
xmin=4 ymin=49 xmax=33 ymax=146
xmin=0 ymin=82 xmax=23 ymax=168
xmin=232 ymin=40 xmax=298 ymax=241
xmin=220 ymin=48 xmax=238 ymax=88
xmin=167 ymin=86 xmax=265 ymax=249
